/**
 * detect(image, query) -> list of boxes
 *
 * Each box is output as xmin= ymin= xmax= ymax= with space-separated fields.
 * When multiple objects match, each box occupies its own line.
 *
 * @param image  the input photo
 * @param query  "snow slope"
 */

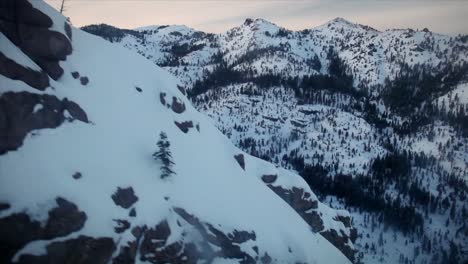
xmin=0 ymin=1 xmax=353 ymax=263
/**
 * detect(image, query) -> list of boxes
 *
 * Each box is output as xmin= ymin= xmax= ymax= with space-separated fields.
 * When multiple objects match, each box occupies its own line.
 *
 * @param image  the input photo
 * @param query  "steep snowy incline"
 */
xmin=0 ymin=1 xmax=353 ymax=263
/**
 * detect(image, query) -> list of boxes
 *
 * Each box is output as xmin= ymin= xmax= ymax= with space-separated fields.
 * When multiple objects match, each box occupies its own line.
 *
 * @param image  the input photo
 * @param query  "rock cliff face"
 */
xmin=0 ymin=1 xmax=354 ymax=263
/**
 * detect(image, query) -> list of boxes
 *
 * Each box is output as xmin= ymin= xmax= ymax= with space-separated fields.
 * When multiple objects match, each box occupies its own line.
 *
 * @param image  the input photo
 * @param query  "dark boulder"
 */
xmin=159 ymin=92 xmax=166 ymax=105
xmin=111 ymin=187 xmax=138 ymax=209
xmin=174 ymin=120 xmax=193 ymax=133
xmin=80 ymin=76 xmax=89 ymax=85
xmin=17 ymin=236 xmax=115 ymax=264
xmin=234 ymin=154 xmax=245 ymax=170
xmin=72 ymin=172 xmax=82 ymax=180
xmin=0 ymin=52 xmax=49 ymax=90
xmin=135 ymin=86 xmax=142 ymax=92
xmin=0 ymin=91 xmax=89 ymax=154
xmin=71 ymin=71 xmax=80 ymax=79
xmin=171 ymin=97 xmax=186 ymax=114
xmin=129 ymin=208 xmax=136 ymax=217
xmin=0 ymin=203 xmax=10 ymax=211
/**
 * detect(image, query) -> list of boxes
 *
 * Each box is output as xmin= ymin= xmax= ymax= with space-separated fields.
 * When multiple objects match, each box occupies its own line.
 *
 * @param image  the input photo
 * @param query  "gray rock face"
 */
xmin=0 ymin=91 xmax=88 ymax=154
xmin=0 ymin=52 xmax=49 ymax=90
xmin=0 ymin=0 xmax=72 ymax=80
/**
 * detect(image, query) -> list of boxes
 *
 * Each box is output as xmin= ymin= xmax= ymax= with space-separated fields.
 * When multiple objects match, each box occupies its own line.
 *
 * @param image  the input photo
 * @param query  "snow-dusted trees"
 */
xmin=153 ymin=132 xmax=175 ymax=179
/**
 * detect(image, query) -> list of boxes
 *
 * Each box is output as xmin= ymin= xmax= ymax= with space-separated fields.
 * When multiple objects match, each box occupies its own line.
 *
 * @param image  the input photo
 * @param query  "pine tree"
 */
xmin=153 ymin=132 xmax=175 ymax=179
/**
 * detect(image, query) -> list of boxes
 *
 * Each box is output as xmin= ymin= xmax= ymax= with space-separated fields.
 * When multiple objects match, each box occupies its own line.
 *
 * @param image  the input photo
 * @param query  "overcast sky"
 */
xmin=44 ymin=0 xmax=468 ymax=35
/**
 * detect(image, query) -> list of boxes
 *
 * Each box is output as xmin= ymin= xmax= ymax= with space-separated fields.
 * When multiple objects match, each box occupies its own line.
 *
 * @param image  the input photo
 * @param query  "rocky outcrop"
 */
xmin=171 ymin=96 xmax=186 ymax=114
xmin=264 ymin=183 xmax=355 ymax=262
xmin=234 ymin=154 xmax=245 ymax=170
xmin=0 ymin=0 xmax=72 ymax=80
xmin=0 ymin=52 xmax=49 ymax=90
xmin=0 ymin=91 xmax=88 ymax=154
xmin=261 ymin=174 xmax=277 ymax=184
xmin=174 ymin=120 xmax=193 ymax=133
xmin=17 ymin=236 xmax=115 ymax=264
xmin=111 ymin=187 xmax=138 ymax=209
xmin=0 ymin=197 xmax=87 ymax=263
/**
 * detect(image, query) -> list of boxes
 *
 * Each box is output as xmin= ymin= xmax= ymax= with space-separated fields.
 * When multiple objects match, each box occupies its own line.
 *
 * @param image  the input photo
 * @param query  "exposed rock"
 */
xmin=321 ymin=229 xmax=355 ymax=262
xmin=177 ymin=85 xmax=186 ymax=95
xmin=0 ymin=197 xmax=87 ymax=263
xmin=71 ymin=71 xmax=80 ymax=79
xmin=290 ymin=119 xmax=307 ymax=128
xmin=0 ymin=91 xmax=88 ymax=154
xmin=135 ymin=86 xmax=142 ymax=92
xmin=64 ymin=99 xmax=89 ymax=123
xmin=261 ymin=174 xmax=277 ymax=184
xmin=72 ymin=172 xmax=82 ymax=180
xmin=234 ymin=154 xmax=245 ymax=170
xmin=196 ymin=123 xmax=200 ymax=132
xmin=80 ymin=76 xmax=89 ymax=85
xmin=129 ymin=208 xmax=136 ymax=217
xmin=0 ymin=0 xmax=72 ymax=80
xmin=43 ymin=197 xmax=87 ymax=239
xmin=113 ymin=219 xmax=131 ymax=234
xmin=17 ymin=236 xmax=115 ymax=264
xmin=111 ymin=187 xmax=138 ymax=209
xmin=0 ymin=52 xmax=49 ymax=90
xmin=113 ymin=226 xmax=146 ymax=264
xmin=159 ymin=92 xmax=166 ymax=105
xmin=171 ymin=96 xmax=186 ymax=114
xmin=174 ymin=120 xmax=193 ymax=133
xmin=334 ymin=215 xmax=352 ymax=228
xmin=64 ymin=22 xmax=72 ymax=40
xmin=0 ymin=213 xmax=42 ymax=263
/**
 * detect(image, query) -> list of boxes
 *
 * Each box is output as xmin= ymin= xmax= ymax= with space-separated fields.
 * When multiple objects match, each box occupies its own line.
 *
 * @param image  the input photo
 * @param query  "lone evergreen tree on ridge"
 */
xmin=153 ymin=132 xmax=175 ymax=179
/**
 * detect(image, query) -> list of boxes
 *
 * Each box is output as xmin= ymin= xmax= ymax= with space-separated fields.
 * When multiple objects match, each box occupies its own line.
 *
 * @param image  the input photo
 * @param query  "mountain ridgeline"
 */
xmin=83 ymin=18 xmax=468 ymax=264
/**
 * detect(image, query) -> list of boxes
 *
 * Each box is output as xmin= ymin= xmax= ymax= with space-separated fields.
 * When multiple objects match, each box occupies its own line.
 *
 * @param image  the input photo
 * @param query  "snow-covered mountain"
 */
xmin=0 ymin=1 xmax=357 ymax=263
xmin=83 ymin=16 xmax=468 ymax=264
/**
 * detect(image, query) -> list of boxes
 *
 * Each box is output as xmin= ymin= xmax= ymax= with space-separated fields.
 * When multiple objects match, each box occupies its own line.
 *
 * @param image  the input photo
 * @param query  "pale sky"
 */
xmin=44 ymin=0 xmax=468 ymax=35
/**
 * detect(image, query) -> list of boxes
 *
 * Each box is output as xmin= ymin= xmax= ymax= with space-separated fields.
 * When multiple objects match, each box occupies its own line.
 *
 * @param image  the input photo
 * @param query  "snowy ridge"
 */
xmin=0 ymin=1 xmax=355 ymax=263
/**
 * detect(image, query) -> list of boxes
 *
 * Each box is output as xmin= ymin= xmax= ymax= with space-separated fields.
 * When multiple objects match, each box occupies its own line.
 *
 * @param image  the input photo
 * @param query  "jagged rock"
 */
xmin=234 ymin=154 xmax=245 ymax=170
xmin=17 ymin=236 xmax=115 ymax=264
xmin=113 ymin=219 xmax=131 ymax=234
xmin=72 ymin=172 xmax=82 ymax=180
xmin=261 ymin=174 xmax=277 ymax=184
xmin=171 ymin=97 xmax=186 ymax=114
xmin=321 ymin=229 xmax=355 ymax=262
xmin=0 ymin=197 xmax=87 ymax=263
xmin=80 ymin=76 xmax=89 ymax=85
xmin=71 ymin=71 xmax=80 ymax=79
xmin=174 ymin=120 xmax=193 ymax=133
xmin=0 ymin=0 xmax=72 ymax=80
xmin=43 ymin=197 xmax=87 ymax=239
xmin=135 ymin=86 xmax=142 ymax=92
xmin=0 ymin=91 xmax=88 ymax=154
xmin=111 ymin=187 xmax=138 ymax=209
xmin=0 ymin=52 xmax=49 ymax=90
